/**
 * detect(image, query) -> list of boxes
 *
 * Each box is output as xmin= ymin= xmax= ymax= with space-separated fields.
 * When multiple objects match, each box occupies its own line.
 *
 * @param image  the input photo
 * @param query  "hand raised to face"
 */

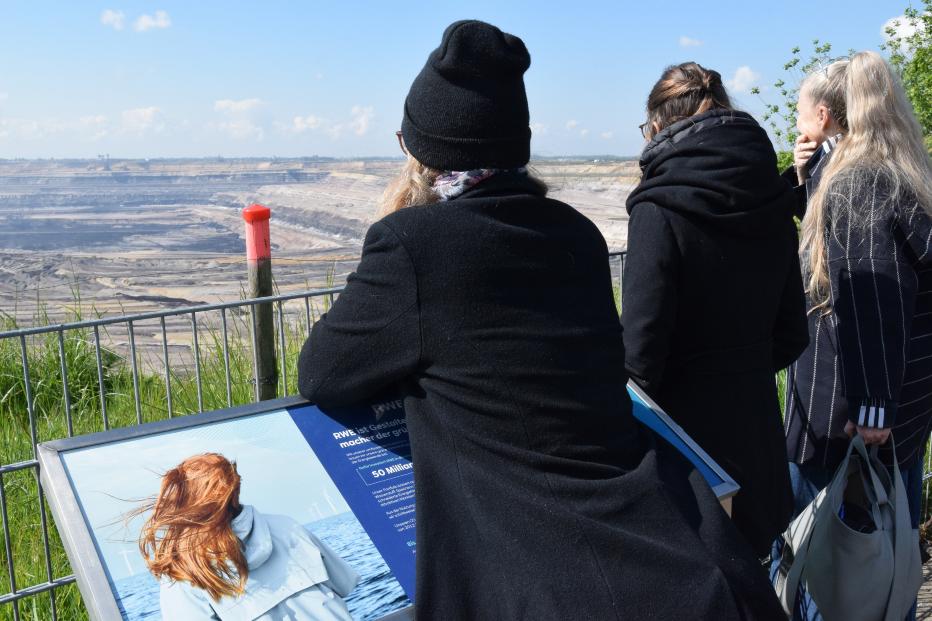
xmin=793 ymin=134 xmax=819 ymax=184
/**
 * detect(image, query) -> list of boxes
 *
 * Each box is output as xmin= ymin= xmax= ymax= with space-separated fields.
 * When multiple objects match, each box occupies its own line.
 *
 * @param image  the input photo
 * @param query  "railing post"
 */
xmin=243 ymin=204 xmax=277 ymax=400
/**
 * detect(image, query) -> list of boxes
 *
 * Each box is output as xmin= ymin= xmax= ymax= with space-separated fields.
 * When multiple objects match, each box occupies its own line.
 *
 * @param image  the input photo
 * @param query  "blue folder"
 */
xmin=627 ymin=380 xmax=739 ymax=501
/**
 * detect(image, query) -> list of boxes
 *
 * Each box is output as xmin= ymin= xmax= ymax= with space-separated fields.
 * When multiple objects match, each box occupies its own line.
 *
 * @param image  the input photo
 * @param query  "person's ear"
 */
xmin=651 ymin=121 xmax=661 ymax=136
xmin=817 ymin=105 xmax=831 ymax=130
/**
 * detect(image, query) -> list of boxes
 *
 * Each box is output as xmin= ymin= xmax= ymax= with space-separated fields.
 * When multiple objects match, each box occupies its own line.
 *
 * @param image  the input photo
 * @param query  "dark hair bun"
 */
xmin=683 ymin=64 xmax=720 ymax=93
xmin=643 ymin=62 xmax=733 ymax=137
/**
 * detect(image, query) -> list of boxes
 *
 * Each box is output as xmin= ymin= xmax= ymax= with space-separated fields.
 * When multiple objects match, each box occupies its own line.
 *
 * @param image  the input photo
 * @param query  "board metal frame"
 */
xmin=37 ymin=396 xmax=414 ymax=621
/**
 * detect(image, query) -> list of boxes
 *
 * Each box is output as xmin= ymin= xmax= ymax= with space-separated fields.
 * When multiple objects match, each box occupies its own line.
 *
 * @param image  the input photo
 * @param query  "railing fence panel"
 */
xmin=1 ymin=252 xmax=929 ymax=619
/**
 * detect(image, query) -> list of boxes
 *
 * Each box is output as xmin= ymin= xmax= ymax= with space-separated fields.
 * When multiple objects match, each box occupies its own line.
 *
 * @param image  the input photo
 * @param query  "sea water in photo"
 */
xmin=113 ymin=512 xmax=410 ymax=620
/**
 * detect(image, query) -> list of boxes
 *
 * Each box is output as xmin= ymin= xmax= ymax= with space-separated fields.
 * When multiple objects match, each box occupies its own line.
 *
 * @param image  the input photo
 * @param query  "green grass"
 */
xmin=776 ymin=368 xmax=788 ymax=414
xmin=0 ymin=299 xmax=321 ymax=621
xmin=0 ymin=283 xmax=924 ymax=620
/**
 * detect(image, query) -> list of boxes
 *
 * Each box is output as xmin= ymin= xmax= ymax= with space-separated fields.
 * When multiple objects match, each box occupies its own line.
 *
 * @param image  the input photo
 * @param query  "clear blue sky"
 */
xmin=0 ymin=0 xmax=912 ymax=159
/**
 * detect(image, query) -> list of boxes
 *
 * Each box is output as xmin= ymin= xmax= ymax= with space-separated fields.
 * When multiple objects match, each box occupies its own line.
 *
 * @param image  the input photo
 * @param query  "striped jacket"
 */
xmin=784 ymin=146 xmax=932 ymax=468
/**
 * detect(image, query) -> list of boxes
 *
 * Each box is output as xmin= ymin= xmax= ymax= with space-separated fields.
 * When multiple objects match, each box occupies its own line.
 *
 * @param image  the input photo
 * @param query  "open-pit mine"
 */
xmin=0 ymin=157 xmax=638 ymax=328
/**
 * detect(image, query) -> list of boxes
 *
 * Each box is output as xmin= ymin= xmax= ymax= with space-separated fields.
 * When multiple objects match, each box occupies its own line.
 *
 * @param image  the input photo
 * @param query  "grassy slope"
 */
xmin=0 ymin=293 xmax=872 ymax=620
xmin=0 ymin=304 xmax=312 ymax=621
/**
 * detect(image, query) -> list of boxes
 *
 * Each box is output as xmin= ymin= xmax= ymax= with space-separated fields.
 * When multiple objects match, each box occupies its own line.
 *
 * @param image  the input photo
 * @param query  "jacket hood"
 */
xmin=627 ymin=109 xmax=795 ymax=237
xmin=231 ymin=504 xmax=274 ymax=569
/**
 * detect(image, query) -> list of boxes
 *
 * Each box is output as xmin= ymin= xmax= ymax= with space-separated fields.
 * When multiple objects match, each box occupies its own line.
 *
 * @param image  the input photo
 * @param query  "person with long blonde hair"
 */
xmin=779 ymin=51 xmax=932 ymax=620
xmin=134 ymin=453 xmax=359 ymax=621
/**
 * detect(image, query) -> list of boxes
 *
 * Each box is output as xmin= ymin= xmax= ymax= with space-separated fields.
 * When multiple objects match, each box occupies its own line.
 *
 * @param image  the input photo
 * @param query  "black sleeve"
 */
xmin=781 ymin=166 xmax=807 ymax=220
xmin=621 ymin=203 xmax=679 ymax=391
xmin=827 ymin=182 xmax=919 ymax=429
xmin=297 ymin=220 xmax=421 ymax=407
xmin=772 ymin=227 xmax=809 ymax=370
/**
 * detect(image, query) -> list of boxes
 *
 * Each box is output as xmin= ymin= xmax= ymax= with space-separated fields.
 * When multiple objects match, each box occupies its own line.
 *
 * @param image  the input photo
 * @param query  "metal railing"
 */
xmin=2 ymin=248 xmax=927 ymax=619
xmin=0 ymin=285 xmax=344 ymax=620
xmin=0 ymin=249 xmax=628 ymax=619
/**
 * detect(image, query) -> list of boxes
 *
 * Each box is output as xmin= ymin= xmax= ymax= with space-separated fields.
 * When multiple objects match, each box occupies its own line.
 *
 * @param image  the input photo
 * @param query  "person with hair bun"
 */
xmin=778 ymin=50 xmax=932 ymax=620
xmin=622 ymin=62 xmax=809 ymax=558
xmin=299 ymin=24 xmax=786 ymax=620
xmin=134 ymin=453 xmax=359 ymax=621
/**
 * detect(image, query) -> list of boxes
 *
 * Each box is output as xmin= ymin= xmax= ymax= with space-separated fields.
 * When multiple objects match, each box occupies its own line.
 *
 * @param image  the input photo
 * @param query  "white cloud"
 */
xmin=348 ymin=105 xmax=374 ymax=136
xmin=292 ymin=115 xmax=323 ymax=133
xmin=100 ymin=9 xmax=125 ymax=31
xmin=121 ymin=107 xmax=164 ymax=134
xmin=213 ymin=98 xmax=267 ymax=140
xmin=600 ymin=131 xmax=614 ymax=140
xmin=313 ymin=106 xmax=376 ymax=139
xmin=565 ymin=119 xmax=579 ymax=130
xmin=530 ymin=122 xmax=548 ymax=136
xmin=79 ymin=115 xmax=110 ymax=140
xmin=133 ymin=10 xmax=171 ymax=32
xmin=0 ymin=115 xmax=117 ymax=142
xmin=214 ymin=98 xmax=263 ymax=113
xmin=579 ymin=128 xmax=590 ymax=137
xmin=80 ymin=114 xmax=108 ymax=125
xmin=218 ymin=119 xmax=264 ymax=141
xmin=0 ymin=118 xmax=68 ymax=140
xmin=726 ymin=66 xmax=760 ymax=94
xmin=882 ymin=13 xmax=927 ymax=42
xmin=0 ymin=93 xmax=8 ymax=104
xmin=679 ymin=36 xmax=703 ymax=47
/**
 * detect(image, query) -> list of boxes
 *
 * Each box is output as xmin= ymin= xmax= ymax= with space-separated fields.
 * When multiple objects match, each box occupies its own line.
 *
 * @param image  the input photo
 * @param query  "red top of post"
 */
xmin=243 ymin=203 xmax=271 ymax=261
xmin=243 ymin=203 xmax=271 ymax=223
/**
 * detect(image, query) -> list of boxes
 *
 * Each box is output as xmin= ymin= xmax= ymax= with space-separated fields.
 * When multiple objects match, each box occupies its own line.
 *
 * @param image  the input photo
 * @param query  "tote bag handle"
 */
xmin=879 ymin=440 xmax=913 ymax=621
xmin=778 ymin=441 xmax=853 ymax=612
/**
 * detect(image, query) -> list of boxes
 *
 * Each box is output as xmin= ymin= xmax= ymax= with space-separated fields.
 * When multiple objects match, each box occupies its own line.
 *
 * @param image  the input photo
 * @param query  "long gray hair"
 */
xmin=799 ymin=51 xmax=932 ymax=309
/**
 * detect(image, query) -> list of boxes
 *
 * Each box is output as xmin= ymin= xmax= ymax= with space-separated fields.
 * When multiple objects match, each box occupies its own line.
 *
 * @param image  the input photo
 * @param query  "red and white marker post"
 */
xmin=243 ymin=204 xmax=277 ymax=400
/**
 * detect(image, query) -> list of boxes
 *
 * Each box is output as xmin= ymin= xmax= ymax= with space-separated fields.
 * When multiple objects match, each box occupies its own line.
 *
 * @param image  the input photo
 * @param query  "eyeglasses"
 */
xmin=639 ymin=122 xmax=650 ymax=139
xmin=395 ymin=131 xmax=408 ymax=156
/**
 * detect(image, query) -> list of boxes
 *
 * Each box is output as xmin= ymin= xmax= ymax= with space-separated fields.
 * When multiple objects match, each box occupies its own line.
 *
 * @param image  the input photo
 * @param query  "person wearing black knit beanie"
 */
xmin=299 ymin=20 xmax=787 ymax=621
xmin=401 ymin=19 xmax=531 ymax=171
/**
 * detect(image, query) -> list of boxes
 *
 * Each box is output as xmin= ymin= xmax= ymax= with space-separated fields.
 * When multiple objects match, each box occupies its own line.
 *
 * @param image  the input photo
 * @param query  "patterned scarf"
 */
xmin=433 ymin=167 xmax=528 ymax=201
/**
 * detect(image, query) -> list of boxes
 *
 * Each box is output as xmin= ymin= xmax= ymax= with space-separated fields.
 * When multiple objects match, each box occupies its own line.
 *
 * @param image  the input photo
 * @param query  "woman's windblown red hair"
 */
xmin=134 ymin=453 xmax=248 ymax=601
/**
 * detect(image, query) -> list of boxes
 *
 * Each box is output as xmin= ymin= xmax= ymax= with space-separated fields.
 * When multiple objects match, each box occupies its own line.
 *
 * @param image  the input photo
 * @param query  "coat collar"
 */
xmin=453 ymin=170 xmax=547 ymax=201
xmin=231 ymin=505 xmax=273 ymax=569
xmin=214 ymin=510 xmax=331 ymax=621
xmin=639 ymin=109 xmax=758 ymax=171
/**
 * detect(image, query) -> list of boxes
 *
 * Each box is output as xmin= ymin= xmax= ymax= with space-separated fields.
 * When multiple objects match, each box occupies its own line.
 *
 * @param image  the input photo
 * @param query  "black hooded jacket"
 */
xmin=621 ymin=108 xmax=808 ymax=556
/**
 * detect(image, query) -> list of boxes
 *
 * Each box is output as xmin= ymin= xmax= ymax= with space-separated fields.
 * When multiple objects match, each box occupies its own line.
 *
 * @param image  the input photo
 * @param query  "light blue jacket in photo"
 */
xmin=159 ymin=505 xmax=360 ymax=621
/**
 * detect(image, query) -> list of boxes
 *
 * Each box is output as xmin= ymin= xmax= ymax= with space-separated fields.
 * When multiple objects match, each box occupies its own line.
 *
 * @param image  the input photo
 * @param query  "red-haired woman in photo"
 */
xmin=134 ymin=453 xmax=359 ymax=621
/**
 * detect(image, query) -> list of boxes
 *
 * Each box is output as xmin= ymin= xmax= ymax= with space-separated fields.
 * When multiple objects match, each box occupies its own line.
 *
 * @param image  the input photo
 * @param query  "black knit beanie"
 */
xmin=401 ymin=20 xmax=531 ymax=171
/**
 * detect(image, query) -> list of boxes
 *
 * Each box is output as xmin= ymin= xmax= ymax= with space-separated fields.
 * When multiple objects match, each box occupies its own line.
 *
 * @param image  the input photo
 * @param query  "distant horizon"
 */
xmin=0 ymin=153 xmax=642 ymax=163
xmin=0 ymin=1 xmax=908 ymax=159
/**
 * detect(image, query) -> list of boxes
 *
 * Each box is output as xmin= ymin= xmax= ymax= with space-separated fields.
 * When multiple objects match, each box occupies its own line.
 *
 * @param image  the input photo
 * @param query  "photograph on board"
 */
xmin=60 ymin=409 xmax=410 ymax=620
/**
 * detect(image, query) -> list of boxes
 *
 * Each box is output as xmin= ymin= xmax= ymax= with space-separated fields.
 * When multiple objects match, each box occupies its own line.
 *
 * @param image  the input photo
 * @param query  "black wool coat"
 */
xmin=298 ymin=173 xmax=785 ymax=620
xmin=622 ymin=109 xmax=809 ymax=558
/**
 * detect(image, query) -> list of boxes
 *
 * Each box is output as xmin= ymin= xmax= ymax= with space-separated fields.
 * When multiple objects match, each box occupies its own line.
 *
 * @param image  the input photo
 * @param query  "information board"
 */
xmin=38 ymin=384 xmax=736 ymax=621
